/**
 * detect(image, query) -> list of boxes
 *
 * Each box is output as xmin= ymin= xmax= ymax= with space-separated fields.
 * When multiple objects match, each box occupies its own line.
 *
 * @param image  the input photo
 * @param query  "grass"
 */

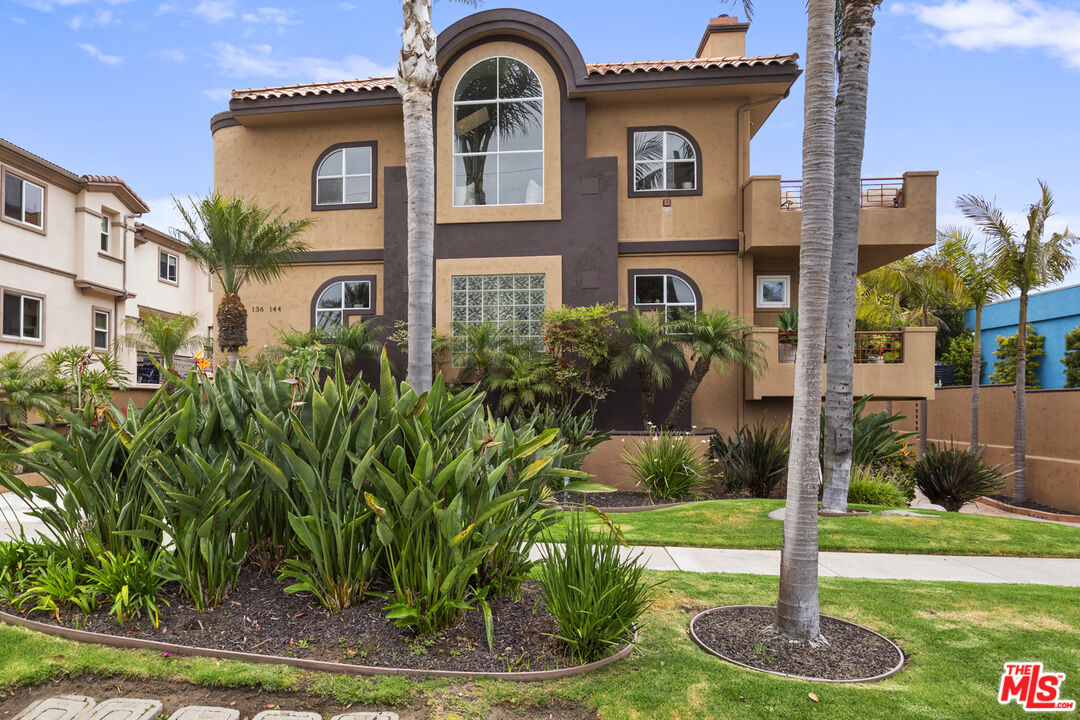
xmin=2 ymin=572 xmax=1078 ymax=719
xmin=552 ymin=499 xmax=1080 ymax=557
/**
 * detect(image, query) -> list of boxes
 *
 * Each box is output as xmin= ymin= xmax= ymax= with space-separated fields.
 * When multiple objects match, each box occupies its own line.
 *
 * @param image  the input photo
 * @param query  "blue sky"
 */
xmin=3 ymin=0 xmax=1078 ymax=286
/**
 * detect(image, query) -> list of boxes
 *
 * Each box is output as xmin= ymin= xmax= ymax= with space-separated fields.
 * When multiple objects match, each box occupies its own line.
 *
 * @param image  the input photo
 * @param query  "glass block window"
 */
xmin=450 ymin=273 xmax=546 ymax=362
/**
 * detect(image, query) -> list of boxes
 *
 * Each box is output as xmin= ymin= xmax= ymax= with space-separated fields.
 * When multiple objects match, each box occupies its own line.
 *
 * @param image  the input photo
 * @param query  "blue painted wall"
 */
xmin=965 ymin=284 xmax=1080 ymax=389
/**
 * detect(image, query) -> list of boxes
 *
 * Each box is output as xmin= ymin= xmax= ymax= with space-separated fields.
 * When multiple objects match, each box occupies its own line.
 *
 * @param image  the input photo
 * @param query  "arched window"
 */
xmin=630 ymin=128 xmax=700 ymax=195
xmin=313 ymin=143 xmax=376 ymax=209
xmin=314 ymin=279 xmax=372 ymax=328
xmin=632 ymin=272 xmax=698 ymax=323
xmin=452 ymin=56 xmax=544 ymax=206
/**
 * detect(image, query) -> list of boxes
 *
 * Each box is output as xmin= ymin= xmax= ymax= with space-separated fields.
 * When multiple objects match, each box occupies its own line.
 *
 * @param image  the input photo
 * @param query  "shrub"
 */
xmin=710 ymin=419 xmax=789 ymax=498
xmin=847 ymin=466 xmax=909 ymax=507
xmin=623 ymin=432 xmax=709 ymax=502
xmin=0 ymin=536 xmax=48 ymax=604
xmin=913 ymin=445 xmax=1005 ymax=511
xmin=940 ymin=334 xmax=986 ymax=386
xmin=1063 ymin=324 xmax=1080 ymax=388
xmin=15 ymin=556 xmax=94 ymax=621
xmin=82 ymin=545 xmax=169 ymax=627
xmin=820 ymin=397 xmax=917 ymax=469
xmin=990 ymin=324 xmax=1045 ymax=388
xmin=537 ymin=510 xmax=652 ymax=663
xmin=511 ymin=404 xmax=611 ymax=473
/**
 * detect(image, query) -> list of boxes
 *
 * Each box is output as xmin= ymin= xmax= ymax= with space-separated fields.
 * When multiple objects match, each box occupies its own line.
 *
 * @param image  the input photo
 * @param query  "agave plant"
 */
xmin=710 ymin=419 xmax=790 ymax=498
xmin=913 ymin=444 xmax=1005 ymax=512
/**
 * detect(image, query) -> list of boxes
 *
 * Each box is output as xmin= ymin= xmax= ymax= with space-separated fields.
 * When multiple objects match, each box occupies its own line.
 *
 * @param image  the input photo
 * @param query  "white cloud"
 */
xmin=192 ymin=0 xmax=235 ymax=23
xmin=14 ymin=0 xmax=132 ymax=9
xmin=67 ymin=13 xmax=82 ymax=28
xmin=68 ymin=7 xmax=117 ymax=29
xmin=241 ymin=7 xmax=298 ymax=26
xmin=338 ymin=2 xmax=357 ymax=9
xmin=9 ymin=15 xmax=29 ymax=23
xmin=160 ymin=49 xmax=186 ymax=62
xmin=76 ymin=42 xmax=123 ymax=65
xmin=893 ymin=0 xmax=1080 ymax=69
xmin=210 ymin=42 xmax=395 ymax=82
xmin=201 ymin=88 xmax=233 ymax=103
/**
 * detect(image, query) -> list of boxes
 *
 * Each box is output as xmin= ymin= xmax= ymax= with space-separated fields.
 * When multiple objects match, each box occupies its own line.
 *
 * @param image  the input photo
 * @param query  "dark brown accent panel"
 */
xmin=627 ymin=126 xmax=704 ymax=199
xmin=309 ymin=275 xmax=377 ymax=329
xmin=310 ymin=141 xmax=378 ymax=212
xmin=292 ymin=249 xmax=384 ymax=264
xmin=618 ymin=239 xmax=738 ymax=255
xmin=210 ymin=111 xmax=241 ymax=134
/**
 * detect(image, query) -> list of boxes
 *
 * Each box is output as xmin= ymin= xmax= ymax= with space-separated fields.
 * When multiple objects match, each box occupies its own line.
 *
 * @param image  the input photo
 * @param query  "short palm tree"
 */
xmin=487 ymin=344 xmax=558 ymax=416
xmin=0 ymin=352 xmax=63 ymax=429
xmin=663 ymin=310 xmax=764 ymax=428
xmin=958 ymin=181 xmax=1078 ymax=503
xmin=618 ymin=309 xmax=686 ymax=429
xmin=119 ymin=312 xmax=205 ymax=376
xmin=176 ymin=193 xmax=312 ymax=369
xmin=860 ymin=254 xmax=962 ymax=328
xmin=277 ymin=320 xmax=382 ymax=380
xmin=452 ymin=320 xmax=514 ymax=385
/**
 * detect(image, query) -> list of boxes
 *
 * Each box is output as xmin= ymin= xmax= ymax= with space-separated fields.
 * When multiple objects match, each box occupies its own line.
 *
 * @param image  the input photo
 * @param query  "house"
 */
xmin=0 ymin=138 xmax=214 ymax=385
xmin=967 ymin=284 xmax=1080 ymax=389
xmin=210 ymin=9 xmax=939 ymax=431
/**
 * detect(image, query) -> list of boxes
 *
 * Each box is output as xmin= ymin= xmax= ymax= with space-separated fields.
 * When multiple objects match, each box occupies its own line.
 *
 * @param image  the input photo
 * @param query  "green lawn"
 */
xmin=1 ymin=573 xmax=1077 ymax=719
xmin=550 ymin=499 xmax=1080 ymax=557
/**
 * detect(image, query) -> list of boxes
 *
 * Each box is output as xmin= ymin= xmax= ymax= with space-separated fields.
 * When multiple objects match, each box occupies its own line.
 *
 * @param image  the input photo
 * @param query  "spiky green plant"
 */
xmin=913 ymin=444 xmax=1005 ymax=512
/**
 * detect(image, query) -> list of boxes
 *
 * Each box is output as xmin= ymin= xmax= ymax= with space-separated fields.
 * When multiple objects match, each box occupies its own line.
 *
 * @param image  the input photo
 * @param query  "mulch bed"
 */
xmin=690 ymin=606 xmax=904 ymax=682
xmin=0 ymin=567 xmax=603 ymax=674
xmin=559 ymin=490 xmax=747 ymax=508
xmin=988 ymin=494 xmax=1075 ymax=517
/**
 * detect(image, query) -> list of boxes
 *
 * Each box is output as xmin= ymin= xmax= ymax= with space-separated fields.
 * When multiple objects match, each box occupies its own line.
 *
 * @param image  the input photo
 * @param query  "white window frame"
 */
xmin=452 ymin=56 xmax=545 ymax=207
xmin=92 ymin=309 xmax=110 ymax=351
xmin=632 ymin=131 xmax=697 ymax=193
xmin=1 ymin=291 xmax=43 ymax=341
xmin=315 ymin=280 xmax=372 ymax=328
xmin=316 ymin=147 xmax=373 ymax=206
xmin=159 ymin=250 xmax=179 ymax=284
xmin=633 ymin=273 xmax=697 ymax=323
xmin=756 ymin=275 xmax=791 ymax=309
xmin=100 ymin=215 xmax=110 ymax=252
xmin=3 ymin=173 xmax=45 ymax=229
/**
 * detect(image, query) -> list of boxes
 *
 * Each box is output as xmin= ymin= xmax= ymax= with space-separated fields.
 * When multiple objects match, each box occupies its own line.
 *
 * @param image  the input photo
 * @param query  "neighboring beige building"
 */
xmin=0 ymin=138 xmax=214 ymax=386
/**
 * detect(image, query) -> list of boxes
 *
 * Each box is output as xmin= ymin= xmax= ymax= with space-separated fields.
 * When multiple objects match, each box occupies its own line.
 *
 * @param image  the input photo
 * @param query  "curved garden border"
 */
xmin=977 ymin=496 xmax=1080 ymax=524
xmin=688 ymin=605 xmax=905 ymax=684
xmin=0 ymin=609 xmax=636 ymax=682
xmin=551 ymin=500 xmax=692 ymax=514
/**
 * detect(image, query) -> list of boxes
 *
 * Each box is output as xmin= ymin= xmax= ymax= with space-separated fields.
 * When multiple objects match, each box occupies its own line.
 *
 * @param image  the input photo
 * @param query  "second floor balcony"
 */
xmin=742 ymin=171 xmax=938 ymax=272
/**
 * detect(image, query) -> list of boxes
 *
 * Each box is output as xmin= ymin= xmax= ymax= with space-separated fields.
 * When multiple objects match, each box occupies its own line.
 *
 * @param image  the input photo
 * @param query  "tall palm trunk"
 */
xmin=970 ymin=304 xmax=982 ymax=448
xmin=774 ymin=0 xmax=835 ymax=644
xmin=664 ymin=360 xmax=709 ymax=428
xmin=1013 ymin=294 xmax=1028 ymax=503
xmin=217 ymin=292 xmax=247 ymax=370
xmin=822 ymin=0 xmax=879 ymax=514
xmin=396 ymin=0 xmax=437 ymax=394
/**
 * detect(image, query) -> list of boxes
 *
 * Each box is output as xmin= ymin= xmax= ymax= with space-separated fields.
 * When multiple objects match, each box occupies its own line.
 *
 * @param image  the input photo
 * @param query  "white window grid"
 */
xmin=315 ymin=280 xmax=371 ymax=328
xmin=633 ymin=274 xmax=697 ymax=323
xmin=316 ymin=147 xmax=373 ymax=206
xmin=93 ymin=310 xmax=109 ymax=350
xmin=2 ymin=292 xmax=42 ymax=341
xmin=159 ymin=251 xmax=178 ymax=283
xmin=632 ymin=131 xmax=697 ymax=192
xmin=756 ymin=275 xmax=791 ymax=309
xmin=452 ymin=56 xmax=544 ymax=207
xmin=100 ymin=215 xmax=110 ymax=252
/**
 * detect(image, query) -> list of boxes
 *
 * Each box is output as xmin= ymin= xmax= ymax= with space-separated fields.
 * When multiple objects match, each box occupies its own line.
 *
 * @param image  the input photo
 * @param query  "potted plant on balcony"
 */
xmin=776 ymin=309 xmax=798 ymax=363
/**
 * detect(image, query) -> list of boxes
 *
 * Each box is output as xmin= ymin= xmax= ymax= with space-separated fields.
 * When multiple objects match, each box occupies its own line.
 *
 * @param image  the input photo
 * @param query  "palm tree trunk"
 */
xmin=774 ymin=0 xmax=834 ymax=645
xmin=970 ymin=305 xmax=982 ymax=448
xmin=396 ymin=0 xmax=437 ymax=394
xmin=664 ymin=359 xmax=709 ymax=429
xmin=217 ymin=292 xmax=248 ymax=371
xmin=822 ymin=0 xmax=878 ymax=514
xmin=637 ymin=364 xmax=655 ymax=430
xmin=1013 ymin=295 xmax=1028 ymax=503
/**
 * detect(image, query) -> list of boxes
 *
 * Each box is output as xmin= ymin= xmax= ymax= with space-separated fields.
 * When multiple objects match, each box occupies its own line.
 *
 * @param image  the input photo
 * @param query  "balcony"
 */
xmin=742 ymin=171 xmax=938 ymax=272
xmin=746 ymin=326 xmax=937 ymax=400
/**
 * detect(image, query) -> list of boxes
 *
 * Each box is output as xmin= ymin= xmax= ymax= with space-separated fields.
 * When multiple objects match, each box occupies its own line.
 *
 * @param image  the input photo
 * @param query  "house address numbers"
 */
xmin=251 ymin=306 xmax=282 ymax=313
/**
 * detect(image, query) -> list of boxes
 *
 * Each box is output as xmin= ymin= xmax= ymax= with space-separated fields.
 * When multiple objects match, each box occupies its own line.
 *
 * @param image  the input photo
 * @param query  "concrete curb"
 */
xmin=977 ymin=496 xmax=1080 ymax=524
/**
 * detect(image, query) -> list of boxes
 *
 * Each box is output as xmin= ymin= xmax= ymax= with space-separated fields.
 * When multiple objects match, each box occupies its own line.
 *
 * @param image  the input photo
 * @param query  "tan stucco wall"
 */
xmin=435 ymin=41 xmax=562 ymax=224
xmin=586 ymin=93 xmax=742 ymax=242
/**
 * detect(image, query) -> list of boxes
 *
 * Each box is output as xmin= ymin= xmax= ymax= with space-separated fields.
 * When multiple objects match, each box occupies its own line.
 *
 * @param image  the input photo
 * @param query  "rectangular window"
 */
xmin=2 ymin=291 xmax=43 ymax=341
xmin=756 ymin=275 xmax=791 ymax=309
xmin=159 ymin=250 xmax=178 ymax=283
xmin=3 ymin=172 xmax=45 ymax=229
xmin=100 ymin=215 xmax=110 ymax=252
xmin=93 ymin=310 xmax=110 ymax=350
xmin=449 ymin=273 xmax=545 ymax=365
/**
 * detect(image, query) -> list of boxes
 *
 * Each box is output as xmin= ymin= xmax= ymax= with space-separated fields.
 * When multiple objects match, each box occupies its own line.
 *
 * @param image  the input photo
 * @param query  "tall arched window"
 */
xmin=452 ymin=56 xmax=543 ymax=206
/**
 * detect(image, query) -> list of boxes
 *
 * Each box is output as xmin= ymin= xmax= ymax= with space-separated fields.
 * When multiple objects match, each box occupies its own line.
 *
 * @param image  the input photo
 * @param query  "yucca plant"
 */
xmin=710 ymin=419 xmax=790 ymax=498
xmin=538 ymin=510 xmax=652 ymax=663
xmin=623 ymin=432 xmax=709 ymax=502
xmin=913 ymin=444 xmax=1005 ymax=512
xmin=82 ymin=544 xmax=169 ymax=627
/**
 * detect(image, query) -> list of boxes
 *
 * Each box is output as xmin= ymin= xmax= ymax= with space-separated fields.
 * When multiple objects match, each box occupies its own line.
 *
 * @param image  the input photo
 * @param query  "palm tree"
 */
xmin=619 ymin=309 xmax=685 ymax=430
xmin=774 ymin=0 xmax=835 ymax=645
xmin=821 ymin=0 xmax=882 ymax=514
xmin=938 ymin=227 xmax=1007 ymax=448
xmin=487 ymin=343 xmax=558 ymax=416
xmin=0 ymin=352 xmax=63 ymax=429
xmin=395 ymin=0 xmax=476 ymax=393
xmin=860 ymin=254 xmax=961 ymax=329
xmin=957 ymin=182 xmax=1077 ymax=503
xmin=119 ymin=312 xmax=205 ymax=376
xmin=176 ymin=193 xmax=312 ymax=369
xmin=663 ymin=310 xmax=764 ymax=428
xmin=452 ymin=320 xmax=514 ymax=385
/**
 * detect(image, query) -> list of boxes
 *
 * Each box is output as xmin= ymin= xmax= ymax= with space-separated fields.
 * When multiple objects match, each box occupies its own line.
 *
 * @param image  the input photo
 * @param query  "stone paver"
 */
xmin=251 ymin=711 xmax=321 ymax=720
xmin=331 ymin=713 xmax=400 ymax=720
xmin=78 ymin=699 xmax=162 ymax=720
xmin=167 ymin=708 xmax=240 ymax=720
xmin=12 ymin=695 xmax=95 ymax=720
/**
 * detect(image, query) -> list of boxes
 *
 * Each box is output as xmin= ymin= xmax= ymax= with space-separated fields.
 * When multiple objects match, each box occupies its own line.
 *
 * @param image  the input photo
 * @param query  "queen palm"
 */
xmin=663 ymin=310 xmax=764 ymax=428
xmin=119 ymin=312 xmax=205 ymax=375
xmin=938 ymin=227 xmax=1007 ymax=448
xmin=0 ymin=352 xmax=63 ymax=429
xmin=176 ymin=193 xmax=312 ymax=369
xmin=619 ymin=309 xmax=686 ymax=430
xmin=957 ymin=182 xmax=1077 ymax=503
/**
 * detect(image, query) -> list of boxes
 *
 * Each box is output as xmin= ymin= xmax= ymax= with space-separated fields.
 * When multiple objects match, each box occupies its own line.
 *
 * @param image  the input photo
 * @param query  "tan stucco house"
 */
xmin=0 ymin=138 xmax=214 ymax=386
xmin=211 ymin=9 xmax=938 ymax=431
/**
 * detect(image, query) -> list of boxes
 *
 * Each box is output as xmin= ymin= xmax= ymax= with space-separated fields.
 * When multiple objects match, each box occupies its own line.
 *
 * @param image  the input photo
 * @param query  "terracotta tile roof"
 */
xmin=230 ymin=53 xmax=799 ymax=101
xmin=81 ymin=174 xmax=150 ymax=212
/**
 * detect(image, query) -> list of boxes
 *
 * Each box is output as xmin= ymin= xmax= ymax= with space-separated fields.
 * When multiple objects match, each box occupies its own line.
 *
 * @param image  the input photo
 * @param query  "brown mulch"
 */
xmin=691 ymin=606 xmax=904 ymax=681
xmin=1 ymin=567 xmax=601 ymax=674
xmin=988 ymin=494 xmax=1075 ymax=517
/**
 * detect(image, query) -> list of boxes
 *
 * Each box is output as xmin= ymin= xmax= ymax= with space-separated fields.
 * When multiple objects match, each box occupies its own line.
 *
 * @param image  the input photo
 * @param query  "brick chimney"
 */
xmin=696 ymin=15 xmax=749 ymax=58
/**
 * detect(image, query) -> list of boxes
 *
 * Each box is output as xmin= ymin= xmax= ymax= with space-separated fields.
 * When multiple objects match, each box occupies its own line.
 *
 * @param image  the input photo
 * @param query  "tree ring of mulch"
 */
xmin=689 ymin=606 xmax=905 ymax=683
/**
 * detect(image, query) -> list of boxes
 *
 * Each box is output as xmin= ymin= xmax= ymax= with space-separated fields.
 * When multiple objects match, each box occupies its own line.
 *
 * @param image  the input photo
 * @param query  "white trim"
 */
xmin=451 ymin=56 xmax=545 ymax=207
xmin=3 ymin=173 xmax=45 ymax=229
xmin=93 ymin=309 xmax=110 ymax=351
xmin=159 ymin=249 xmax=179 ymax=283
xmin=1 ymin=291 xmax=43 ymax=341
xmin=756 ymin=274 xmax=791 ymax=309
xmin=632 ymin=130 xmax=697 ymax=192
xmin=100 ymin=214 xmax=110 ymax=252
xmin=633 ymin=273 xmax=697 ymax=323
xmin=315 ymin=146 xmax=373 ymax=206
xmin=315 ymin=280 xmax=371 ymax=328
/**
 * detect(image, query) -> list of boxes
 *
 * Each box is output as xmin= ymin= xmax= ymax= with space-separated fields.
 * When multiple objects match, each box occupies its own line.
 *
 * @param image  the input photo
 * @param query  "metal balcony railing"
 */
xmin=779 ymin=178 xmax=906 ymax=210
xmin=777 ymin=330 xmax=905 ymax=364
